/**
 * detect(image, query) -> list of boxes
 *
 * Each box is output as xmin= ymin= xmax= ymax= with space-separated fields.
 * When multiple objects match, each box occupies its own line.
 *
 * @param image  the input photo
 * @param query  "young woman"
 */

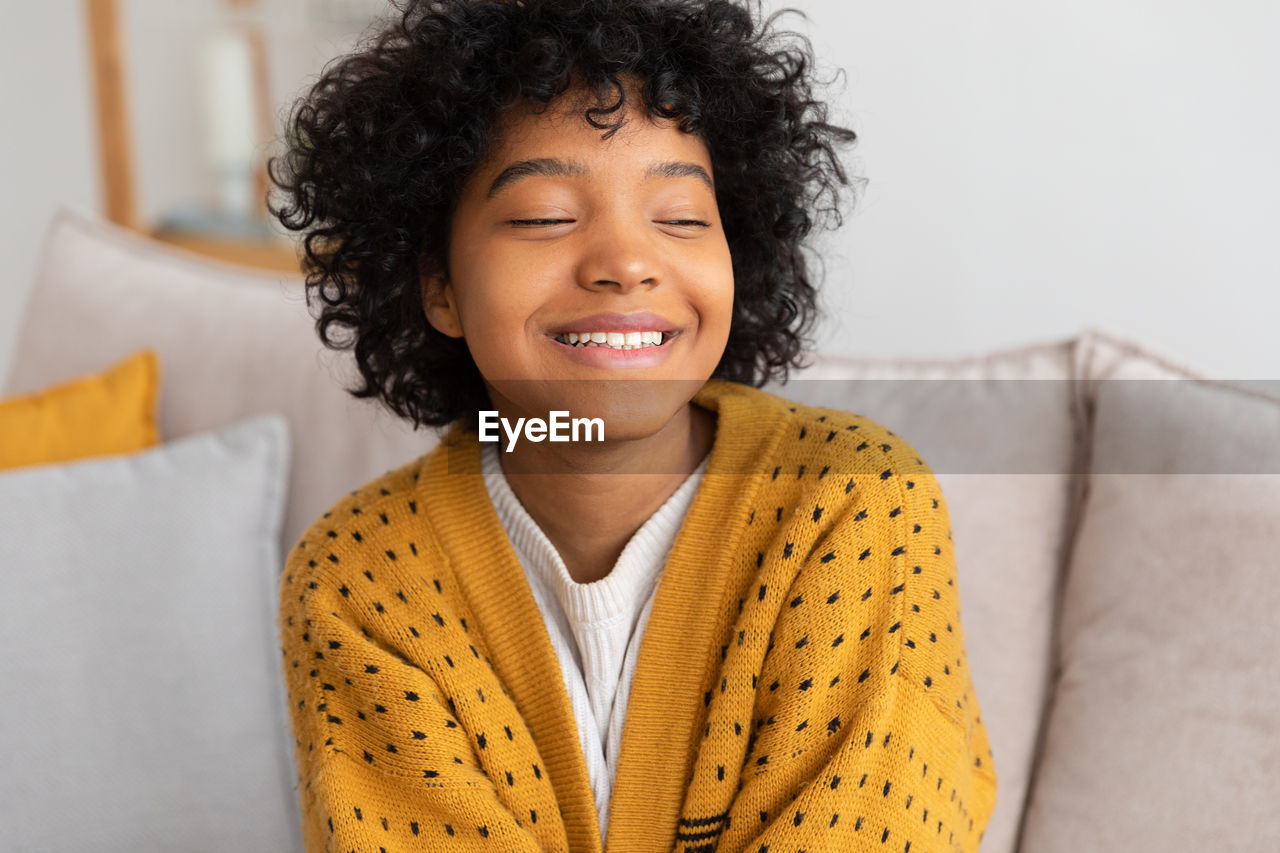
xmin=271 ymin=1 xmax=997 ymax=850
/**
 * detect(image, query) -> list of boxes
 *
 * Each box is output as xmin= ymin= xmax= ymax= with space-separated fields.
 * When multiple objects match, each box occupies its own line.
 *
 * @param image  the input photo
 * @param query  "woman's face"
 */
xmin=422 ymin=85 xmax=735 ymax=440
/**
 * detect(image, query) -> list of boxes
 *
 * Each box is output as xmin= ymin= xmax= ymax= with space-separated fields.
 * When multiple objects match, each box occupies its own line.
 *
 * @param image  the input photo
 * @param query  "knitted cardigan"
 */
xmin=277 ymin=379 xmax=998 ymax=852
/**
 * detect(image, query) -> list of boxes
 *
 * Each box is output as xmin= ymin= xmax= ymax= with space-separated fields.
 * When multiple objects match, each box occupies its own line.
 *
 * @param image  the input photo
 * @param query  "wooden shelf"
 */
xmin=87 ymin=0 xmax=299 ymax=276
xmin=150 ymin=227 xmax=302 ymax=275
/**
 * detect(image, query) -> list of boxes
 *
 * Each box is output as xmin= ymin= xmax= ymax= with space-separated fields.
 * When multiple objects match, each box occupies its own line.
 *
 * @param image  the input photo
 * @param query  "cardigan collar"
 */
xmin=417 ymin=379 xmax=793 ymax=853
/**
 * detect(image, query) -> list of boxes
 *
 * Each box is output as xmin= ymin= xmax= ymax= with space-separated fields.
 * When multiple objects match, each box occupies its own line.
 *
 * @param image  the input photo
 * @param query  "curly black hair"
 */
xmin=268 ymin=0 xmax=860 ymax=430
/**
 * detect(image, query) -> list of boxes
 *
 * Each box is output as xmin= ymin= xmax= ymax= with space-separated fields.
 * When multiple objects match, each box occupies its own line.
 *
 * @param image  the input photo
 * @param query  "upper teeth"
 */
xmin=558 ymin=331 xmax=665 ymax=349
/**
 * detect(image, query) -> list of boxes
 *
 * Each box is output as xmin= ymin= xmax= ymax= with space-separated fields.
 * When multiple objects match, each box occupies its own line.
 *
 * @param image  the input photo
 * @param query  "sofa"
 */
xmin=3 ymin=207 xmax=1277 ymax=851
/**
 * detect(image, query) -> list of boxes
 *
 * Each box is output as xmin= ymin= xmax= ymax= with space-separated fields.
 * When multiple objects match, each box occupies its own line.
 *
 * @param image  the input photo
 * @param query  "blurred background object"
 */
xmin=83 ymin=0 xmax=391 ymax=273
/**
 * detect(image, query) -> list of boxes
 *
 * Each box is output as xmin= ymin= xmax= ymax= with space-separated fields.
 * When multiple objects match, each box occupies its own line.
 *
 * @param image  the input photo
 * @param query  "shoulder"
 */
xmin=714 ymin=381 xmax=942 ymax=506
xmin=695 ymin=381 xmax=951 ymax=571
xmin=281 ymin=450 xmax=431 ymax=592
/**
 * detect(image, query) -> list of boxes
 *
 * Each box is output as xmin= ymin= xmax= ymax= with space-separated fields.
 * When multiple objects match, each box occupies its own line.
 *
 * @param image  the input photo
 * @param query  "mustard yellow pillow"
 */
xmin=0 ymin=349 xmax=160 ymax=471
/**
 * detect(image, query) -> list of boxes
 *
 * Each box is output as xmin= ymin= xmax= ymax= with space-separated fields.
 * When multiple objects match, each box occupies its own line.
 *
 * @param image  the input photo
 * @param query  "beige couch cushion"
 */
xmin=4 ymin=208 xmax=434 ymax=552
xmin=1019 ymin=331 xmax=1280 ymax=850
xmin=775 ymin=337 xmax=1083 ymax=853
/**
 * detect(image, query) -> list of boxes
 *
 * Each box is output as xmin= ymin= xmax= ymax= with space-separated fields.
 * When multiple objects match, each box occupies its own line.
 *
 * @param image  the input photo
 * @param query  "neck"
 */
xmin=496 ymin=402 xmax=716 ymax=583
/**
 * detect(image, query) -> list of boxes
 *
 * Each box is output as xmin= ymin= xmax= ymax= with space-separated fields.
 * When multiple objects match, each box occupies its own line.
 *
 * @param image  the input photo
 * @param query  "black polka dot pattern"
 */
xmin=662 ymin=390 xmax=996 ymax=853
xmin=277 ymin=380 xmax=996 ymax=853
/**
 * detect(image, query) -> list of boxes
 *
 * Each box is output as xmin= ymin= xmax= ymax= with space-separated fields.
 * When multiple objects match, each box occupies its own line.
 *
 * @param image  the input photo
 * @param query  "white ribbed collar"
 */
xmin=480 ymin=442 xmax=709 ymax=625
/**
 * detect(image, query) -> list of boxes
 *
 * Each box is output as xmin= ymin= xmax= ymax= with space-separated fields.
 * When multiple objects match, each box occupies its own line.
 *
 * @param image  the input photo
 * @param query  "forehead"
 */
xmin=477 ymin=86 xmax=713 ymax=179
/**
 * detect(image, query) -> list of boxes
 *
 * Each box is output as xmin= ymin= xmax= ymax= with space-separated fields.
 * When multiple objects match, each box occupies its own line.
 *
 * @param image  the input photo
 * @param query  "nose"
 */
xmin=575 ymin=214 xmax=662 ymax=294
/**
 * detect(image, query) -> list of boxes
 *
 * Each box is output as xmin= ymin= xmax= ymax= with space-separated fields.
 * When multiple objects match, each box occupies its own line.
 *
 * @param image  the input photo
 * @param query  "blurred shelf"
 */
xmin=150 ymin=227 xmax=301 ymax=275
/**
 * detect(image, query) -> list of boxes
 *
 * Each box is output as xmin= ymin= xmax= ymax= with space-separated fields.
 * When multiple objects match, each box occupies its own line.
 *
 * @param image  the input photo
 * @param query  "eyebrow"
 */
xmin=485 ymin=157 xmax=715 ymax=198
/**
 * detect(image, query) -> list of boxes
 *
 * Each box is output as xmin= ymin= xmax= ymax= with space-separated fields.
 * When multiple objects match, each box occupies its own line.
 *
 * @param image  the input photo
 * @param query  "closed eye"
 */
xmin=507 ymin=219 xmax=711 ymax=227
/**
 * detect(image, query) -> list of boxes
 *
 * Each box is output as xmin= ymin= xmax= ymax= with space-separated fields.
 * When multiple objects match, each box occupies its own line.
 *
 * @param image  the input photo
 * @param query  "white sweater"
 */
xmin=480 ymin=442 xmax=708 ymax=843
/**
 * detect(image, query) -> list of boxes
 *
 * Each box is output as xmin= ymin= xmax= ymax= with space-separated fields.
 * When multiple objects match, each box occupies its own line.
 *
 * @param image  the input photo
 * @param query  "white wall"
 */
xmin=3 ymin=0 xmax=1278 ymax=386
xmin=0 ymin=0 xmax=99 ymax=386
xmin=790 ymin=0 xmax=1280 ymax=378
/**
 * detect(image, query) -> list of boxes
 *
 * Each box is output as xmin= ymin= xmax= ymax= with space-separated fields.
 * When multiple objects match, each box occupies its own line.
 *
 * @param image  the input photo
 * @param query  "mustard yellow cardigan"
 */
xmin=278 ymin=379 xmax=997 ymax=852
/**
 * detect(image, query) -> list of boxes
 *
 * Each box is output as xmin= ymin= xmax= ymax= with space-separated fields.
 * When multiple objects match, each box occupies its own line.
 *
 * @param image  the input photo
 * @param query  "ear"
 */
xmin=420 ymin=271 xmax=464 ymax=339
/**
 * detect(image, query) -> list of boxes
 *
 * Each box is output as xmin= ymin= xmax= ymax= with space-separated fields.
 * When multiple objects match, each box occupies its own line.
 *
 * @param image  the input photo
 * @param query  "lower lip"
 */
xmin=548 ymin=335 xmax=679 ymax=369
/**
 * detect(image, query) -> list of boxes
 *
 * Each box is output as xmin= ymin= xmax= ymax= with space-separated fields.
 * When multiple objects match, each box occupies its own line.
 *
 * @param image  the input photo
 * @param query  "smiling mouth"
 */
xmin=552 ymin=331 xmax=674 ymax=350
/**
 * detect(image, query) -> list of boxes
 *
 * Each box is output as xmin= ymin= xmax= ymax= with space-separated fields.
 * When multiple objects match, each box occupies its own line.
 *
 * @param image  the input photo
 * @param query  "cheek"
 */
xmin=699 ymin=248 xmax=736 ymax=329
xmin=451 ymin=273 xmax=536 ymax=339
xmin=451 ymin=246 xmax=563 ymax=336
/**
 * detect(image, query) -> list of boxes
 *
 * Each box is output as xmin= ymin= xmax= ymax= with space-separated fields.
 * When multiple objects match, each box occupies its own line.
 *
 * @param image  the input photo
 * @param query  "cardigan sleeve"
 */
xmin=715 ymin=464 xmax=997 ymax=853
xmin=277 ymin=561 xmax=551 ymax=853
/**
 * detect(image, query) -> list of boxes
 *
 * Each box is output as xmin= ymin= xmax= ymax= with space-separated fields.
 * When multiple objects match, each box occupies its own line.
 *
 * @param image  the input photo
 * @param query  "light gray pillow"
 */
xmin=0 ymin=414 xmax=300 ymax=852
